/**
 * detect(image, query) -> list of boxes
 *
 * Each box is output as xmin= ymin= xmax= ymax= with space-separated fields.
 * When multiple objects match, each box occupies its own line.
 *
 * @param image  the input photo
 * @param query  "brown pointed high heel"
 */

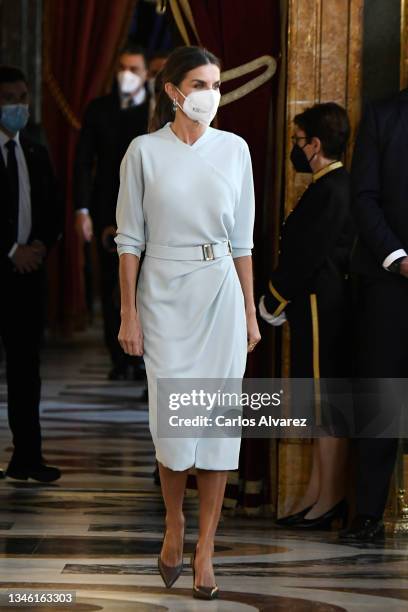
xmin=158 ymin=532 xmax=184 ymax=588
xmin=191 ymin=547 xmax=219 ymax=600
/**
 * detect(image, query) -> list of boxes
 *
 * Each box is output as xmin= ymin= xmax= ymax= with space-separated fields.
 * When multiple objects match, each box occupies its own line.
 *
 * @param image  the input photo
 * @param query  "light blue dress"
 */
xmin=115 ymin=123 xmax=255 ymax=471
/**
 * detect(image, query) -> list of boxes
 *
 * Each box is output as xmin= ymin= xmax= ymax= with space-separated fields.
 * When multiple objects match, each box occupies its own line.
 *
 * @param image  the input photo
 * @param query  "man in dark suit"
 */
xmin=0 ymin=65 xmax=61 ymax=482
xmin=340 ymin=90 xmax=408 ymax=542
xmin=74 ymin=43 xmax=150 ymax=381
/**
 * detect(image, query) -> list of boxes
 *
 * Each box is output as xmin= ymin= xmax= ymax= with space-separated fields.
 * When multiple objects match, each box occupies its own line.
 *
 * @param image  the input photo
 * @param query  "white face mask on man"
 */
xmin=117 ymin=70 xmax=142 ymax=94
xmin=175 ymin=86 xmax=221 ymax=126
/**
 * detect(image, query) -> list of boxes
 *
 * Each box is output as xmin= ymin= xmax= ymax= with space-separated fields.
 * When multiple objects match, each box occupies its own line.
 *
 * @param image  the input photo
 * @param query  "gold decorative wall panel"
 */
xmin=285 ymin=0 xmax=363 ymax=217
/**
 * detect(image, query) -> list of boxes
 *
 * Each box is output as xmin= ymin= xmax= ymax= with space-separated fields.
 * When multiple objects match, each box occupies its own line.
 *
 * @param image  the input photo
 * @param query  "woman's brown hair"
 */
xmin=150 ymin=45 xmax=221 ymax=133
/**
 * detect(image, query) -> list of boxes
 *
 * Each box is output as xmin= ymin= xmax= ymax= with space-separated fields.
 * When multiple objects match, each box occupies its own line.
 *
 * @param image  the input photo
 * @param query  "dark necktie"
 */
xmin=5 ymin=140 xmax=19 ymax=238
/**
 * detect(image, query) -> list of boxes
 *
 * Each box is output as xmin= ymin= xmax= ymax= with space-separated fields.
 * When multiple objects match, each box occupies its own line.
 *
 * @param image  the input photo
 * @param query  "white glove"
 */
xmin=258 ymin=295 xmax=287 ymax=327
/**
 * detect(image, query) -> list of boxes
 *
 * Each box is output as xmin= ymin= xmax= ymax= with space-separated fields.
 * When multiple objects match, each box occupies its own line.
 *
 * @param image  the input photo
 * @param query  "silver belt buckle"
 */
xmin=202 ymin=243 xmax=214 ymax=261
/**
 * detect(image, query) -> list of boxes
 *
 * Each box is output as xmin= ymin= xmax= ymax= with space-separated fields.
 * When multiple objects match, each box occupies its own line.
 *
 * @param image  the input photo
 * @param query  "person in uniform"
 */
xmin=115 ymin=46 xmax=260 ymax=599
xmin=260 ymin=102 xmax=354 ymax=529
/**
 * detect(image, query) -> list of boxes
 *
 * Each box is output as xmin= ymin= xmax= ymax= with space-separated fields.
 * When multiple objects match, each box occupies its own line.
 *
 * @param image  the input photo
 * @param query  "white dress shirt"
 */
xmin=120 ymin=86 xmax=147 ymax=110
xmin=383 ymin=249 xmax=408 ymax=270
xmin=0 ymin=130 xmax=31 ymax=257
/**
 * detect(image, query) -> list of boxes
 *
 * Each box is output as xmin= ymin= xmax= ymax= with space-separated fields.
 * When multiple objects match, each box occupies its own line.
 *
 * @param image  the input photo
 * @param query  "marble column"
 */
xmin=278 ymin=0 xmax=364 ymax=517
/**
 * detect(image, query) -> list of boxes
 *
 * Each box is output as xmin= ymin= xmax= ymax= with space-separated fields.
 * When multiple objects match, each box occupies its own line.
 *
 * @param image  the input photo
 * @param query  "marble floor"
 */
xmin=0 ymin=326 xmax=408 ymax=611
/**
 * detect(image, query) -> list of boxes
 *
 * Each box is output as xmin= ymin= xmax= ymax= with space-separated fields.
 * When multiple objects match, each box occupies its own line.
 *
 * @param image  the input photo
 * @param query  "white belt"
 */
xmin=145 ymin=241 xmax=232 ymax=261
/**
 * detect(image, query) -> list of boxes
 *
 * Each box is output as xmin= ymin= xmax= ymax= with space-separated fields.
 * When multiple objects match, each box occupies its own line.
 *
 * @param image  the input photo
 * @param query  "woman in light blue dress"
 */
xmin=116 ymin=46 xmax=260 ymax=600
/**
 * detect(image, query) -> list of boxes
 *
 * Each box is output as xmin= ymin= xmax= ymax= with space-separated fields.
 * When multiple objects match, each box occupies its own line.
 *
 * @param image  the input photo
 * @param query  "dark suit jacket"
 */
xmin=351 ymin=88 xmax=408 ymax=277
xmin=73 ymin=89 xmax=149 ymax=231
xmin=0 ymin=134 xmax=61 ymax=271
xmin=266 ymin=167 xmax=354 ymax=316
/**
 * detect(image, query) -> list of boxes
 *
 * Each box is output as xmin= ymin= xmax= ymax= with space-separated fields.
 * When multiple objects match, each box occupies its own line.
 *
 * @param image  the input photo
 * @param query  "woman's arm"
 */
xmin=234 ymin=255 xmax=261 ymax=352
xmin=118 ymin=254 xmax=144 ymax=356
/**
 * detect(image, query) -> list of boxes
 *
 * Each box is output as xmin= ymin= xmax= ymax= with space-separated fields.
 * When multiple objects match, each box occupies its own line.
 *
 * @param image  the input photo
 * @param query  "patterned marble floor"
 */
xmin=0 ymin=326 xmax=408 ymax=611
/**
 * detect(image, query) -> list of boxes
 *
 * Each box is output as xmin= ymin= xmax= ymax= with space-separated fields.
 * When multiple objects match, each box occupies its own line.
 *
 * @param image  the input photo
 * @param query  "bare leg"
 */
xmin=288 ymin=441 xmax=320 ymax=514
xmin=194 ymin=469 xmax=228 ymax=588
xmin=158 ymin=462 xmax=188 ymax=566
xmin=305 ymin=438 xmax=348 ymax=519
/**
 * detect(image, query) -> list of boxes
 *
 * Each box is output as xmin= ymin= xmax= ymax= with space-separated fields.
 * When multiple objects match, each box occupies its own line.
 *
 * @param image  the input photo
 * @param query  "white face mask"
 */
xmin=0 ymin=104 xmax=29 ymax=134
xmin=117 ymin=70 xmax=142 ymax=94
xmin=176 ymin=87 xmax=221 ymax=126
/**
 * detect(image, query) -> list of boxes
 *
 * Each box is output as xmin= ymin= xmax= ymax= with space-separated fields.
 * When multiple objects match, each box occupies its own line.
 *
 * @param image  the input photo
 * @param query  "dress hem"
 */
xmin=156 ymin=455 xmax=238 ymax=472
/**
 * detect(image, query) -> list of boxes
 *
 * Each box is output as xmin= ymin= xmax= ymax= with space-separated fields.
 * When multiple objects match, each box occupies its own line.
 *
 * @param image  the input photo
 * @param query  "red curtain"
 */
xmin=185 ymin=0 xmax=281 ymax=374
xmin=42 ymin=0 xmax=136 ymax=331
xmin=178 ymin=0 xmax=282 ymax=514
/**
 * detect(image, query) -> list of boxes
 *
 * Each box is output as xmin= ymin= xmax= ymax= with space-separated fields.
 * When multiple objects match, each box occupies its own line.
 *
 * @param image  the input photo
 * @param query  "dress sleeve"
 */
xmin=230 ymin=141 xmax=255 ymax=258
xmin=115 ymin=141 xmax=146 ymax=258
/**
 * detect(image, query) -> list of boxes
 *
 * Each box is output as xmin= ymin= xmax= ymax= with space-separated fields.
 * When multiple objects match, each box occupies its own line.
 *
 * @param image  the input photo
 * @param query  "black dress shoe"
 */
xmin=158 ymin=532 xmax=184 ymax=588
xmin=6 ymin=464 xmax=61 ymax=483
xmin=294 ymin=499 xmax=348 ymax=530
xmin=275 ymin=505 xmax=314 ymax=527
xmin=191 ymin=548 xmax=219 ymax=600
xmin=339 ymin=515 xmax=385 ymax=543
xmin=158 ymin=555 xmax=183 ymax=588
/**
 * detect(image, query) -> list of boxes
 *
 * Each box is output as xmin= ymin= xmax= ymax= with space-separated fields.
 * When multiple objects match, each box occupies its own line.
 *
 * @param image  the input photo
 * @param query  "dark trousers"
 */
xmin=97 ymin=240 xmax=124 ymax=368
xmin=97 ymin=240 xmax=142 ymax=372
xmin=354 ymin=275 xmax=408 ymax=519
xmin=0 ymin=267 xmax=44 ymax=466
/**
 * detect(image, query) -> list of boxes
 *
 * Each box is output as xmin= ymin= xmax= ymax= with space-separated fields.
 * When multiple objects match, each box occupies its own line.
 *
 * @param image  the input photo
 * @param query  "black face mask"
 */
xmin=290 ymin=143 xmax=316 ymax=173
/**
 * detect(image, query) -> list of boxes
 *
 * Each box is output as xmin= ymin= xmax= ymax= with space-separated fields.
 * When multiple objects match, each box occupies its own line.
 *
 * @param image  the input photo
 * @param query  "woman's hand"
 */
xmin=118 ymin=309 xmax=144 ymax=356
xmin=246 ymin=307 xmax=261 ymax=353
